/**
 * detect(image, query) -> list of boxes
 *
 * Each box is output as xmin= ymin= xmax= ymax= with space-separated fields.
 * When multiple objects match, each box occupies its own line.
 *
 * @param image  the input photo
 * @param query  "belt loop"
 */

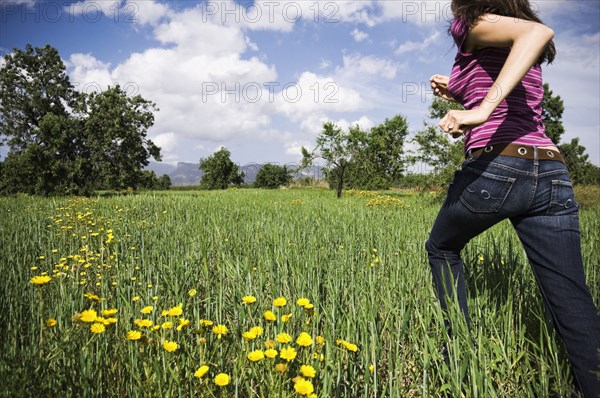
xmin=533 ymin=146 xmax=539 ymax=166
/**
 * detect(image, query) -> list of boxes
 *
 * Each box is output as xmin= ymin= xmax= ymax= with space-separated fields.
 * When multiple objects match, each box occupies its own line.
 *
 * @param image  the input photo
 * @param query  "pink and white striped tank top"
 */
xmin=447 ymin=18 xmax=554 ymax=153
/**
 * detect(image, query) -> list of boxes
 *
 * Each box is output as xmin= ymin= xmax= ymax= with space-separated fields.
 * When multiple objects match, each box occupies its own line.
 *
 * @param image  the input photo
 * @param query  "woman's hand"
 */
xmin=439 ymin=108 xmax=490 ymax=138
xmin=430 ymin=75 xmax=456 ymax=102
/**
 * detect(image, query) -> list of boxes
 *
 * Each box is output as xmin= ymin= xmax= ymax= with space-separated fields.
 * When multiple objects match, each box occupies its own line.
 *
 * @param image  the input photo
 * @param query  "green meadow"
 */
xmin=1 ymin=188 xmax=598 ymax=397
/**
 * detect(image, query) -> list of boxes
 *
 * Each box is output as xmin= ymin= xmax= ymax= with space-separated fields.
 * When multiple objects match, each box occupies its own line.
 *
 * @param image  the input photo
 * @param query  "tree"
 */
xmin=0 ymin=44 xmax=162 ymax=195
xmin=409 ymin=98 xmax=465 ymax=189
xmin=157 ymin=174 xmax=172 ymax=190
xmin=80 ymin=85 xmax=161 ymax=190
xmin=541 ymin=83 xmax=565 ymax=145
xmin=254 ymin=164 xmax=292 ymax=189
xmin=302 ymin=122 xmax=364 ymax=198
xmin=199 ymin=147 xmax=244 ymax=189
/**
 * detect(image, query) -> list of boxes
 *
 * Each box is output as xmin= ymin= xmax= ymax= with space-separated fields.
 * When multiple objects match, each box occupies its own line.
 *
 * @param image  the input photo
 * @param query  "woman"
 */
xmin=426 ymin=0 xmax=600 ymax=396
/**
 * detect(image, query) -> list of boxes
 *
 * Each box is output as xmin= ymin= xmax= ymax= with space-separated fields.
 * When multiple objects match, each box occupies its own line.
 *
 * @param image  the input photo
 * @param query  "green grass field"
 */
xmin=1 ymin=188 xmax=598 ymax=397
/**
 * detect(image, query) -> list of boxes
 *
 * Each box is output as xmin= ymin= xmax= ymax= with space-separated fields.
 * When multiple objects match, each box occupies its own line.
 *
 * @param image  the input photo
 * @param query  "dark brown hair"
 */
xmin=451 ymin=0 xmax=556 ymax=64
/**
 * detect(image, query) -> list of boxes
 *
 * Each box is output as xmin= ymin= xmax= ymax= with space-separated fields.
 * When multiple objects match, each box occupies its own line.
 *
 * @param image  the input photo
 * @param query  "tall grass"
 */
xmin=0 ymin=189 xmax=598 ymax=397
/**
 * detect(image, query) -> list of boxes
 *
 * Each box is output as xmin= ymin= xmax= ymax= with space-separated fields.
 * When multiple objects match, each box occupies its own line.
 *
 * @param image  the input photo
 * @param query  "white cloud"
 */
xmin=67 ymin=0 xmax=122 ymax=18
xmin=319 ymin=59 xmax=332 ymax=69
xmin=126 ymin=0 xmax=172 ymax=26
xmin=378 ymin=0 xmax=452 ymax=25
xmin=66 ymin=53 xmax=113 ymax=92
xmin=334 ymin=115 xmax=375 ymax=132
xmin=395 ymin=31 xmax=441 ymax=54
xmin=351 ymin=28 xmax=369 ymax=42
xmin=339 ymin=53 xmax=400 ymax=80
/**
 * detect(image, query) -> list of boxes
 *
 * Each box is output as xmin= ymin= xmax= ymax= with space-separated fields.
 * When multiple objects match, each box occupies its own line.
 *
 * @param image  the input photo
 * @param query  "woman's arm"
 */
xmin=439 ymin=14 xmax=554 ymax=135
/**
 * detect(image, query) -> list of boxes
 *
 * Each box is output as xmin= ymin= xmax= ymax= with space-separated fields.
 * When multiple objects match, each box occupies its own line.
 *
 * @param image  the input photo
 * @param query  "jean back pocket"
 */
xmin=459 ymin=167 xmax=516 ymax=213
xmin=547 ymin=179 xmax=578 ymax=215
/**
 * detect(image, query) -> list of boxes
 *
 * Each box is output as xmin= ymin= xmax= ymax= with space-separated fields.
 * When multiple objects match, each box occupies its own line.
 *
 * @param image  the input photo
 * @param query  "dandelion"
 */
xmin=300 ymin=365 xmax=316 ymax=378
xmin=133 ymin=319 xmax=153 ymax=328
xmin=45 ymin=318 xmax=57 ymax=327
xmin=243 ymin=330 xmax=258 ymax=341
xmin=242 ymin=295 xmax=256 ymax=304
xmin=177 ymin=318 xmax=191 ymax=331
xmin=167 ymin=304 xmax=183 ymax=317
xmin=90 ymin=322 xmax=106 ymax=334
xmin=280 ymin=346 xmax=297 ymax=362
xmin=30 ymin=275 xmax=52 ymax=285
xmin=247 ymin=350 xmax=265 ymax=362
xmin=80 ymin=309 xmax=98 ymax=323
xmin=214 ymin=373 xmax=230 ymax=387
xmin=316 ymin=335 xmax=325 ymax=345
xmin=200 ymin=319 xmax=213 ymax=327
xmin=249 ymin=326 xmax=263 ymax=336
xmin=265 ymin=348 xmax=278 ymax=358
xmin=153 ymin=296 xmax=159 ymax=301
xmin=163 ymin=340 xmax=178 ymax=352
xmin=273 ymin=297 xmax=287 ymax=307
xmin=264 ymin=339 xmax=276 ymax=349
xmin=212 ymin=324 xmax=228 ymax=339
xmin=132 ymin=296 xmax=140 ymax=302
xmin=126 ymin=330 xmax=142 ymax=341
xmin=276 ymin=333 xmax=293 ymax=344
xmin=274 ymin=363 xmax=287 ymax=373
xmin=102 ymin=308 xmax=118 ymax=317
xmin=84 ymin=292 xmax=104 ymax=302
xmin=194 ymin=365 xmax=209 ymax=379
xmin=162 ymin=321 xmax=174 ymax=329
xmin=369 ymin=364 xmax=375 ymax=373
xmin=102 ymin=317 xmax=118 ymax=325
xmin=296 ymin=297 xmax=311 ymax=307
xmin=263 ymin=310 xmax=277 ymax=322
xmin=188 ymin=289 xmax=197 ymax=297
xmin=296 ymin=332 xmax=313 ymax=347
xmin=294 ymin=377 xmax=315 ymax=395
xmin=141 ymin=306 xmax=153 ymax=314
xmin=281 ymin=313 xmax=293 ymax=323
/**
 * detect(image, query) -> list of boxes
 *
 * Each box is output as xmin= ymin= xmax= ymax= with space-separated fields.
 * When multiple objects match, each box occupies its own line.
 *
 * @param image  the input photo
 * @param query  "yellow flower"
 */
xmin=264 ymin=348 xmax=278 ymax=358
xmin=200 ymin=319 xmax=213 ymax=327
xmin=141 ymin=306 xmax=153 ymax=314
xmin=162 ymin=321 xmax=174 ymax=329
xmin=133 ymin=319 xmax=153 ymax=328
xmin=294 ymin=377 xmax=314 ymax=395
xmin=296 ymin=297 xmax=311 ymax=307
xmin=167 ymin=304 xmax=183 ymax=317
xmin=273 ymin=297 xmax=287 ymax=307
xmin=300 ymin=364 xmax=316 ymax=378
xmin=264 ymin=339 xmax=276 ymax=349
xmin=296 ymin=332 xmax=313 ymax=347
xmin=101 ymin=317 xmax=118 ymax=325
xmin=84 ymin=292 xmax=104 ymax=302
xmin=188 ymin=289 xmax=197 ymax=297
xmin=214 ymin=373 xmax=230 ymax=387
xmin=340 ymin=340 xmax=358 ymax=352
xmin=45 ymin=318 xmax=57 ymax=327
xmin=316 ymin=335 xmax=325 ymax=345
xmin=242 ymin=295 xmax=256 ymax=304
xmin=90 ymin=322 xmax=106 ymax=334
xmin=132 ymin=296 xmax=140 ymax=302
xmin=263 ymin=310 xmax=276 ymax=322
xmin=369 ymin=364 xmax=375 ymax=373
xmin=194 ymin=365 xmax=209 ymax=379
xmin=276 ymin=333 xmax=293 ymax=344
xmin=249 ymin=326 xmax=263 ymax=336
xmin=280 ymin=346 xmax=297 ymax=362
xmin=212 ymin=324 xmax=228 ymax=339
xmin=274 ymin=363 xmax=287 ymax=373
xmin=177 ymin=318 xmax=191 ymax=331
xmin=163 ymin=340 xmax=178 ymax=352
xmin=247 ymin=350 xmax=265 ymax=362
xmin=102 ymin=308 xmax=118 ymax=317
xmin=281 ymin=313 xmax=293 ymax=323
xmin=80 ymin=309 xmax=98 ymax=323
xmin=242 ymin=330 xmax=258 ymax=341
xmin=30 ymin=275 xmax=52 ymax=285
xmin=151 ymin=325 xmax=160 ymax=331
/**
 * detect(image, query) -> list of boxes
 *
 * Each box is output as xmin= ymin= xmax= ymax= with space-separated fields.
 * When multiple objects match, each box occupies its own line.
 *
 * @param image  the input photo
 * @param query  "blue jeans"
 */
xmin=425 ymin=149 xmax=600 ymax=397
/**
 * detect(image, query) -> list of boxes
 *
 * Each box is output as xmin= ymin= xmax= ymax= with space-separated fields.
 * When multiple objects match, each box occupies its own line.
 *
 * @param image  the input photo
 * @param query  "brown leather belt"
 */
xmin=467 ymin=143 xmax=565 ymax=164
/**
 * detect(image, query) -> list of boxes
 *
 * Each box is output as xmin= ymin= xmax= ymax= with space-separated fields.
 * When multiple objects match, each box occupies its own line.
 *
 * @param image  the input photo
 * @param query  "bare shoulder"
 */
xmin=463 ymin=13 xmax=554 ymax=52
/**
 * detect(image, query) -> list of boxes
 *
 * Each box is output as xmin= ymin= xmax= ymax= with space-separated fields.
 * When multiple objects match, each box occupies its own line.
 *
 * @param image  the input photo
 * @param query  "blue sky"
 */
xmin=1 ymin=0 xmax=599 ymax=168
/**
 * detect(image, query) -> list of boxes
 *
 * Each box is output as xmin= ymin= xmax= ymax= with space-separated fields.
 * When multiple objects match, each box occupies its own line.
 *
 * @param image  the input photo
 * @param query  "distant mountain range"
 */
xmin=146 ymin=162 xmax=326 ymax=186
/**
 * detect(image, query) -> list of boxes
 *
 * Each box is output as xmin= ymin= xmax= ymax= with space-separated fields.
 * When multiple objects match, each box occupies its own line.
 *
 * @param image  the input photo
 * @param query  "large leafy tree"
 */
xmin=302 ymin=122 xmax=364 ymax=198
xmin=254 ymin=164 xmax=292 ymax=189
xmin=0 ymin=44 xmax=162 ymax=195
xmin=80 ymin=85 xmax=161 ymax=190
xmin=409 ymin=98 xmax=465 ymax=189
xmin=199 ymin=147 xmax=244 ymax=189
